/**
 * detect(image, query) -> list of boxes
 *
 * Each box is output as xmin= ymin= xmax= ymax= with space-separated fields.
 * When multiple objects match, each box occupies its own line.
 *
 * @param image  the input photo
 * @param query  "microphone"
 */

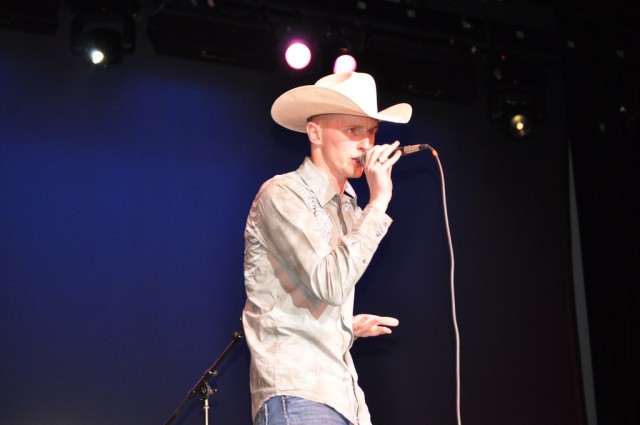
xmin=357 ymin=144 xmax=436 ymax=166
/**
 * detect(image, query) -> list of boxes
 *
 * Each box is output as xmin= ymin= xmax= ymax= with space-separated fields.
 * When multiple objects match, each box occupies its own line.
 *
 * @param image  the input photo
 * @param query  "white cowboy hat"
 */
xmin=271 ymin=72 xmax=412 ymax=133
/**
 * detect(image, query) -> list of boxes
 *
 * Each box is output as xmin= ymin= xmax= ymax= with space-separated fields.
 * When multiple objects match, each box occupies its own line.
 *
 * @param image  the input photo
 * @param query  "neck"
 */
xmin=333 ymin=178 xmax=347 ymax=196
xmin=309 ymin=156 xmax=347 ymax=196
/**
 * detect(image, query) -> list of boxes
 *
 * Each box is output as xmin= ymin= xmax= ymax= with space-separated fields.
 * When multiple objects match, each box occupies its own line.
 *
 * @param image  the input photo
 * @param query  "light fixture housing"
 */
xmin=147 ymin=2 xmax=276 ymax=72
xmin=490 ymin=84 xmax=544 ymax=139
xmin=70 ymin=4 xmax=136 ymax=68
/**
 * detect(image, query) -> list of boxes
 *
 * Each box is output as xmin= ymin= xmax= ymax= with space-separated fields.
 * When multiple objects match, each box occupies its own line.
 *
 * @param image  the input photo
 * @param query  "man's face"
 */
xmin=310 ymin=114 xmax=379 ymax=180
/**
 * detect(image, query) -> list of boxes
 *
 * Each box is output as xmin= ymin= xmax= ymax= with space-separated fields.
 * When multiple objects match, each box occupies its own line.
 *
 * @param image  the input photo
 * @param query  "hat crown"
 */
xmin=315 ymin=72 xmax=378 ymax=115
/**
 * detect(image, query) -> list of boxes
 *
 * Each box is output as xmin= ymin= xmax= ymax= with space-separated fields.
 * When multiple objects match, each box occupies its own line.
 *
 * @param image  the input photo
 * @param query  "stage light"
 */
xmin=70 ymin=3 xmax=136 ymax=68
xmin=508 ymin=113 xmax=533 ymax=138
xmin=90 ymin=49 xmax=105 ymax=65
xmin=285 ymin=41 xmax=312 ymax=70
xmin=490 ymin=85 xmax=543 ymax=139
xmin=487 ymin=50 xmax=545 ymax=138
xmin=278 ymin=21 xmax=321 ymax=74
xmin=333 ymin=54 xmax=357 ymax=73
xmin=79 ymin=27 xmax=125 ymax=66
xmin=279 ymin=21 xmax=357 ymax=75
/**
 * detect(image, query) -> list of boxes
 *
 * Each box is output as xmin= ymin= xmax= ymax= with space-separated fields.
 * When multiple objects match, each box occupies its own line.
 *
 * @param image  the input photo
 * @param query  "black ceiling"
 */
xmin=1 ymin=1 xmax=638 ymax=40
xmin=1 ymin=0 xmax=637 ymax=104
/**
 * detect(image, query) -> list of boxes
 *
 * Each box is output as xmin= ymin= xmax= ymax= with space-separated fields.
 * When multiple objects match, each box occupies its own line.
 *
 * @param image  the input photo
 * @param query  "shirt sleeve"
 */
xmin=254 ymin=179 xmax=392 ymax=306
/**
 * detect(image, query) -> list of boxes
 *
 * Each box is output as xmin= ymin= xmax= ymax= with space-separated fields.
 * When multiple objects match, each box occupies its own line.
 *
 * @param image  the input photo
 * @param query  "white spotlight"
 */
xmin=333 ymin=54 xmax=357 ymax=73
xmin=90 ymin=49 xmax=106 ymax=65
xmin=285 ymin=42 xmax=312 ymax=70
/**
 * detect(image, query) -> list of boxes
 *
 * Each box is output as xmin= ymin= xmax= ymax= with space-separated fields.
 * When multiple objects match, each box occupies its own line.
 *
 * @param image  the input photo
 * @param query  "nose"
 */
xmin=358 ymin=136 xmax=374 ymax=151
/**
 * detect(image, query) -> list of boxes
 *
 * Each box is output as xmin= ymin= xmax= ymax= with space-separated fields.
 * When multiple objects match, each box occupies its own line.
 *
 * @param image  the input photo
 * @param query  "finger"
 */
xmin=380 ymin=141 xmax=401 ymax=161
xmin=364 ymin=149 xmax=384 ymax=170
xmin=370 ymin=325 xmax=393 ymax=335
xmin=377 ymin=326 xmax=393 ymax=334
xmin=371 ymin=148 xmax=387 ymax=166
xmin=376 ymin=316 xmax=400 ymax=327
xmin=377 ymin=143 xmax=402 ymax=167
xmin=369 ymin=142 xmax=398 ymax=164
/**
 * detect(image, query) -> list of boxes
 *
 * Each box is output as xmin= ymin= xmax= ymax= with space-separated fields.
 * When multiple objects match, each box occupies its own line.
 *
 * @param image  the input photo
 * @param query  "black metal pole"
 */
xmin=163 ymin=330 xmax=245 ymax=425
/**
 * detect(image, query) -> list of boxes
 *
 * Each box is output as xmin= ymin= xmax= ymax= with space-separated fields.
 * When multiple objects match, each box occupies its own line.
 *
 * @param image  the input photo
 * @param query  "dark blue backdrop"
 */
xmin=1 ymin=16 xmax=582 ymax=425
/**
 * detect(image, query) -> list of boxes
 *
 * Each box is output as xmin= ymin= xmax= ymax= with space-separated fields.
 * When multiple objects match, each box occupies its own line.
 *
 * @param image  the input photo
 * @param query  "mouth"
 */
xmin=352 ymin=153 xmax=365 ymax=165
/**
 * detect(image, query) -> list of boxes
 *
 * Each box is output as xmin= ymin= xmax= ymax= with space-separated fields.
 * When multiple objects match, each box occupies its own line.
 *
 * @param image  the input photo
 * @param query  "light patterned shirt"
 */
xmin=242 ymin=157 xmax=392 ymax=425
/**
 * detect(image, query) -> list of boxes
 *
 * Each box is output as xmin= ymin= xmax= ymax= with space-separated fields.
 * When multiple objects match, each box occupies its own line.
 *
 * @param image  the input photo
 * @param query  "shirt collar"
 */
xmin=296 ymin=157 xmax=358 ymax=207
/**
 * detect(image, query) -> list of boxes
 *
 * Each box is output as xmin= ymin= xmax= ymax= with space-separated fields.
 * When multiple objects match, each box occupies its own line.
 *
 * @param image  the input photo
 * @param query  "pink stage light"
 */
xmin=333 ymin=54 xmax=357 ymax=73
xmin=285 ymin=42 xmax=312 ymax=70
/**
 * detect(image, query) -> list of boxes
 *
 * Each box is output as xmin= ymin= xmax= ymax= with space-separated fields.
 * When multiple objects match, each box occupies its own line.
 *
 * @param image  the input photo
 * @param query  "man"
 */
xmin=242 ymin=72 xmax=412 ymax=425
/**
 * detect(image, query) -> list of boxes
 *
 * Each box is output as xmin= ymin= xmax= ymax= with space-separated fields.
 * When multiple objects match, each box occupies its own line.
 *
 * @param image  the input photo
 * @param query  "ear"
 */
xmin=306 ymin=121 xmax=323 ymax=147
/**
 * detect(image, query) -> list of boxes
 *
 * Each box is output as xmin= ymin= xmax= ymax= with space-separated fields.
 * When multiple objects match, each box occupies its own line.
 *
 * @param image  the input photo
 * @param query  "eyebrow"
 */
xmin=351 ymin=123 xmax=379 ymax=133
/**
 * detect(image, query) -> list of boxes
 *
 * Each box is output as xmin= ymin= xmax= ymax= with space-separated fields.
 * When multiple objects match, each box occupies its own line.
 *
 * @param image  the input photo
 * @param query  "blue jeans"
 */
xmin=254 ymin=396 xmax=352 ymax=425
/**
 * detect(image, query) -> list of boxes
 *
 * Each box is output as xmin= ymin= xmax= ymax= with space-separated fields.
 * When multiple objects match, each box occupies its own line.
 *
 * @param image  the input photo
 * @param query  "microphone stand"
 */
xmin=163 ymin=330 xmax=245 ymax=425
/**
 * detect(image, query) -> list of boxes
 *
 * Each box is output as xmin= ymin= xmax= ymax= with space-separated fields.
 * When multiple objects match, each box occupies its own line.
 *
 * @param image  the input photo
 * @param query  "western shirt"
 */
xmin=242 ymin=158 xmax=392 ymax=425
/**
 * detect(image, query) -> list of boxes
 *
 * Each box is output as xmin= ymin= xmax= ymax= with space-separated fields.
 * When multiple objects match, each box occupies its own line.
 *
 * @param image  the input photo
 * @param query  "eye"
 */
xmin=346 ymin=127 xmax=364 ymax=137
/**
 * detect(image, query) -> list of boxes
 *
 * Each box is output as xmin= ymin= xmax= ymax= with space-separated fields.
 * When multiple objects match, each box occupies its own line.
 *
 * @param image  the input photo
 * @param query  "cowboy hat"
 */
xmin=271 ymin=72 xmax=412 ymax=133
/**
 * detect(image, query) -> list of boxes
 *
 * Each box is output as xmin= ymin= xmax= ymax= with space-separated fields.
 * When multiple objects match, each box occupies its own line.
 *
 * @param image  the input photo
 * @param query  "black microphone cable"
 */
xmin=362 ymin=143 xmax=461 ymax=425
xmin=429 ymin=147 xmax=462 ymax=425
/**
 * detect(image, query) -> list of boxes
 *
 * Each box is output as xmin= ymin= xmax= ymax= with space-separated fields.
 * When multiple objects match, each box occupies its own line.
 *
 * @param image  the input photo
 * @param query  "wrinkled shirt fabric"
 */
xmin=242 ymin=158 xmax=392 ymax=425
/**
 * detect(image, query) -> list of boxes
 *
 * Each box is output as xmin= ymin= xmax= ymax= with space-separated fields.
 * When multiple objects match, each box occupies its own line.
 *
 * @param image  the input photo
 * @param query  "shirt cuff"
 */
xmin=355 ymin=204 xmax=393 ymax=241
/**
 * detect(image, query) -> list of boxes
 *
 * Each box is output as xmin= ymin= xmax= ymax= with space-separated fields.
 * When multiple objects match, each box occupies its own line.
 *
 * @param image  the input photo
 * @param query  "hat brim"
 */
xmin=271 ymin=85 xmax=412 ymax=133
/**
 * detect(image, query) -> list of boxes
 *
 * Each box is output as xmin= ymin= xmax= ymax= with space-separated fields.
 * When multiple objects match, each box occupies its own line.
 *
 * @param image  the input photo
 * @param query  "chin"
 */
xmin=351 ymin=168 xmax=364 ymax=179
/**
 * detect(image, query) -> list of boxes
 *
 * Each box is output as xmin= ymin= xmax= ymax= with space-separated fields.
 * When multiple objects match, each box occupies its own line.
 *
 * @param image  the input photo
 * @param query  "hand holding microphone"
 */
xmin=361 ymin=142 xmax=437 ymax=213
xmin=358 ymin=143 xmax=436 ymax=166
